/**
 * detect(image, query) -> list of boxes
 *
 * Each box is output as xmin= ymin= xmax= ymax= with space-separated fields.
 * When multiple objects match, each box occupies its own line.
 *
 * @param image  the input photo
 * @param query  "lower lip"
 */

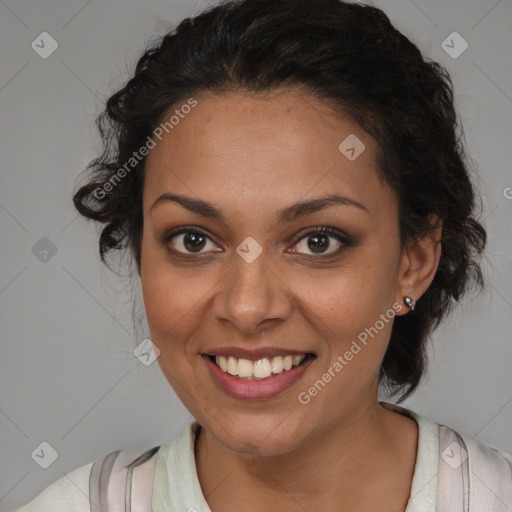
xmin=203 ymin=355 xmax=315 ymax=400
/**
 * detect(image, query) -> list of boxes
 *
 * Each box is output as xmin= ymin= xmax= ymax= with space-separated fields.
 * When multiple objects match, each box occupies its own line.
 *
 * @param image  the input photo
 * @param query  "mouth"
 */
xmin=201 ymin=349 xmax=317 ymax=400
xmin=204 ymin=353 xmax=316 ymax=380
xmin=202 ymin=349 xmax=316 ymax=400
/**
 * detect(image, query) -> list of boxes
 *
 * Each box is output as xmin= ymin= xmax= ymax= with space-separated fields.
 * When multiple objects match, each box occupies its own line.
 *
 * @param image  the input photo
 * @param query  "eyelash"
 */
xmin=159 ymin=225 xmax=353 ymax=259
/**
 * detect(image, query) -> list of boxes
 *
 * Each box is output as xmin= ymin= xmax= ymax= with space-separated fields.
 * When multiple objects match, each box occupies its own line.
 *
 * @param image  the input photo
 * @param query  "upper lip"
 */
xmin=203 ymin=346 xmax=314 ymax=361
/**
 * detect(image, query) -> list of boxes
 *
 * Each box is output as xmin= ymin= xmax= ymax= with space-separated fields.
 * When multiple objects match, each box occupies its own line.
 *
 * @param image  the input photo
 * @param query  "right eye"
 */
xmin=163 ymin=228 xmax=222 ymax=254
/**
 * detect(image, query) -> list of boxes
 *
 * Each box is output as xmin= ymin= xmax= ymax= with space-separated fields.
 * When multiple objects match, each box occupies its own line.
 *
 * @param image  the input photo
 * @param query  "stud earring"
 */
xmin=403 ymin=296 xmax=416 ymax=311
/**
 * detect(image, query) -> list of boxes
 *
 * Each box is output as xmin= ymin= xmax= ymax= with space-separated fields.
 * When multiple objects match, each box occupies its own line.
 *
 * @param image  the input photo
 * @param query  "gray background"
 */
xmin=1 ymin=0 xmax=511 ymax=509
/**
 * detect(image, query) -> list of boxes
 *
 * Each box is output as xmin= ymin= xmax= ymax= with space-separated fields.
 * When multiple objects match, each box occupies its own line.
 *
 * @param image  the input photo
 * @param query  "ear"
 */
xmin=395 ymin=215 xmax=442 ymax=316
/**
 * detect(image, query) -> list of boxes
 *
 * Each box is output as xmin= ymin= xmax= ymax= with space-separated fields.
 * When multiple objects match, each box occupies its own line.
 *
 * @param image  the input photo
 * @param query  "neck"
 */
xmin=194 ymin=398 xmax=418 ymax=511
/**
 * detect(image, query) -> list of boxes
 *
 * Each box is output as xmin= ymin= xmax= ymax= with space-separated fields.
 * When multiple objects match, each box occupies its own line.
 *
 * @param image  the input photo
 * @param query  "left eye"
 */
xmin=291 ymin=231 xmax=343 ymax=255
xmin=169 ymin=231 xmax=220 ymax=254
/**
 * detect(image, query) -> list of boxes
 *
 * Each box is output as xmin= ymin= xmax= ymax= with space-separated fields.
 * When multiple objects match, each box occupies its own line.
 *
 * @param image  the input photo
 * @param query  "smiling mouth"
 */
xmin=205 ymin=353 xmax=316 ymax=380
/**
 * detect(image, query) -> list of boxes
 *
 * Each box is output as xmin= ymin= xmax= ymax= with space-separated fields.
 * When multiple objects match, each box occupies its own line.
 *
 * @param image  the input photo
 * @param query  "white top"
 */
xmin=13 ymin=402 xmax=512 ymax=512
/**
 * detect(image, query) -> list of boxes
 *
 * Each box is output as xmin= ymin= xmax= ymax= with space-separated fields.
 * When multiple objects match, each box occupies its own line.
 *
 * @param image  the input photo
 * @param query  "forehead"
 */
xmin=143 ymin=89 xmax=394 ymax=220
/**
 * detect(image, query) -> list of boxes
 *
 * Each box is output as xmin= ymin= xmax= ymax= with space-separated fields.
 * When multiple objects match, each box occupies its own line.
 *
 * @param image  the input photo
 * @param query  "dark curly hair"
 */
xmin=73 ymin=0 xmax=486 ymax=401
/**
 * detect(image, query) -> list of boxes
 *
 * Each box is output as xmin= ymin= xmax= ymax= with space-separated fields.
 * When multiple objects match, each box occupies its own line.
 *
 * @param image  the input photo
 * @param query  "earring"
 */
xmin=403 ymin=296 xmax=416 ymax=311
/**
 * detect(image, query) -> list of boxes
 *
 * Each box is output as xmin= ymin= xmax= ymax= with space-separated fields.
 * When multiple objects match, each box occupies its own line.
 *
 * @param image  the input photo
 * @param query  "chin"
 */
xmin=200 ymin=408 xmax=316 ymax=457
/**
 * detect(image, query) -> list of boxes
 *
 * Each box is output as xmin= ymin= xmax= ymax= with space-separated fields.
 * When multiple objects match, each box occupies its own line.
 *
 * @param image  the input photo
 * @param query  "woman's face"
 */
xmin=140 ymin=88 xmax=412 ymax=454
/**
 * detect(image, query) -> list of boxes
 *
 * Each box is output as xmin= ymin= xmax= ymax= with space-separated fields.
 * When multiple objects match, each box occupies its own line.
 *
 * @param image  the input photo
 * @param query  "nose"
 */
xmin=212 ymin=251 xmax=293 ymax=334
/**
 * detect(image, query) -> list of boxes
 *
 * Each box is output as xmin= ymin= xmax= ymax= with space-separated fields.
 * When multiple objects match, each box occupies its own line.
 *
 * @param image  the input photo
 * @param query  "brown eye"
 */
xmin=289 ymin=227 xmax=351 ymax=257
xmin=168 ymin=231 xmax=219 ymax=254
xmin=295 ymin=233 xmax=341 ymax=254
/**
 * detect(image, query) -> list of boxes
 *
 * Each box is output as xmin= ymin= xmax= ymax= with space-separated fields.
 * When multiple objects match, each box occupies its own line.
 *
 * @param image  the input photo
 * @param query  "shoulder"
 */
xmin=380 ymin=400 xmax=512 ymax=471
xmin=460 ymin=432 xmax=512 ymax=475
xmin=444 ymin=428 xmax=512 ymax=509
xmin=437 ymin=421 xmax=512 ymax=474
xmin=380 ymin=401 xmax=512 ymax=510
xmin=13 ymin=462 xmax=93 ymax=512
xmin=412 ymin=406 xmax=512 ymax=509
xmin=495 ymin=447 xmax=512 ymax=469
xmin=13 ymin=442 xmax=161 ymax=512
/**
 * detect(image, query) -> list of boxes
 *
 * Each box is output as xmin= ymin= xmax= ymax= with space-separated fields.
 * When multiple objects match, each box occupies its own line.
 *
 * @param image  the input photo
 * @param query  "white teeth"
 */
xmin=292 ymin=355 xmax=303 ymax=366
xmin=238 ymin=358 xmax=253 ymax=377
xmin=227 ymin=356 xmax=238 ymax=375
xmin=253 ymin=358 xmax=272 ymax=378
xmin=213 ymin=354 xmax=308 ymax=379
xmin=217 ymin=356 xmax=228 ymax=372
xmin=271 ymin=356 xmax=283 ymax=374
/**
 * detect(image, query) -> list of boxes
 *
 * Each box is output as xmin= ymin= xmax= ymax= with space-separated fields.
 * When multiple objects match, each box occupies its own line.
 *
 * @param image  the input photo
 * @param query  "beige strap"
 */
xmin=89 ymin=451 xmax=120 ymax=512
xmin=437 ymin=425 xmax=512 ymax=511
xmin=89 ymin=446 xmax=159 ymax=512
xmin=126 ymin=447 xmax=160 ymax=512
xmin=437 ymin=426 xmax=469 ymax=511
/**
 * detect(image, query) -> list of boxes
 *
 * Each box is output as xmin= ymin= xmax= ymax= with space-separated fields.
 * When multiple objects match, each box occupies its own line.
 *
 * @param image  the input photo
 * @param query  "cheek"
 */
xmin=141 ymin=270 xmax=199 ymax=345
xmin=293 ymin=249 xmax=399 ymax=366
xmin=297 ymin=277 xmax=392 ymax=361
xmin=300 ymin=260 xmax=397 ymax=330
xmin=140 ymin=236 xmax=189 ymax=344
xmin=140 ymin=238 xmax=217 ymax=353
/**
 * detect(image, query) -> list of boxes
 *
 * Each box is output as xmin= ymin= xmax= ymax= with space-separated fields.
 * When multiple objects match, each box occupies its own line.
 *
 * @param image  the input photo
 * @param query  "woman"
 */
xmin=15 ymin=0 xmax=512 ymax=511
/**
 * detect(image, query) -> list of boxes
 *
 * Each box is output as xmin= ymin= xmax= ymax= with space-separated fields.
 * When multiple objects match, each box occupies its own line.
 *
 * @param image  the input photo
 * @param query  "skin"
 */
xmin=140 ymin=88 xmax=442 ymax=512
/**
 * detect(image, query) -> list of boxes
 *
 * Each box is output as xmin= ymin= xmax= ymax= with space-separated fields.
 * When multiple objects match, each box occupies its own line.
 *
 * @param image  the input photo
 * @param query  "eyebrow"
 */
xmin=150 ymin=192 xmax=369 ymax=223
